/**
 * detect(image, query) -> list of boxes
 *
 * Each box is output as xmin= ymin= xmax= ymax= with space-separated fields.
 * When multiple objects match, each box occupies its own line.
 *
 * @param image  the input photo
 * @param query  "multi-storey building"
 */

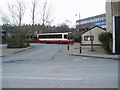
xmin=76 ymin=14 xmax=106 ymax=31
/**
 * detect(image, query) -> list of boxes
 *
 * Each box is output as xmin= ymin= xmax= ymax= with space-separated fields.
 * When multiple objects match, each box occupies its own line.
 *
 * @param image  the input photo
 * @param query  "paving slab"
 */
xmin=61 ymin=43 xmax=120 ymax=60
xmin=1 ymin=45 xmax=34 ymax=57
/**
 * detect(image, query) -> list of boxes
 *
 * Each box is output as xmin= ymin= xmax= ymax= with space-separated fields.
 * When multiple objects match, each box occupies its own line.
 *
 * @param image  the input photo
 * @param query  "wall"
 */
xmin=82 ymin=27 xmax=106 ymax=45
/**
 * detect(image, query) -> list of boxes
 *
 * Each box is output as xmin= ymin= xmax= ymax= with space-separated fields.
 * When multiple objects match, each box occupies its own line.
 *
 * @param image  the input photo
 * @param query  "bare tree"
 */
xmin=41 ymin=0 xmax=52 ymax=26
xmin=1 ymin=14 xmax=10 ymax=25
xmin=6 ymin=0 xmax=29 ymax=48
xmin=28 ymin=0 xmax=38 ymax=39
xmin=8 ymin=0 xmax=25 ymax=26
xmin=31 ymin=0 xmax=38 ymax=26
xmin=65 ymin=19 xmax=71 ymax=27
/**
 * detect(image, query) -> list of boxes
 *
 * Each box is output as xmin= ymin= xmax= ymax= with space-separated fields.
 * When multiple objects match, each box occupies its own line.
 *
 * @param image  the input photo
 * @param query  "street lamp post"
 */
xmin=78 ymin=14 xmax=82 ymax=53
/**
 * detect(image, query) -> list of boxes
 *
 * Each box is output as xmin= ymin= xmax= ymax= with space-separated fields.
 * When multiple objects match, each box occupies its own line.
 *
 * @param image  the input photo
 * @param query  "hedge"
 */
xmin=99 ymin=32 xmax=112 ymax=54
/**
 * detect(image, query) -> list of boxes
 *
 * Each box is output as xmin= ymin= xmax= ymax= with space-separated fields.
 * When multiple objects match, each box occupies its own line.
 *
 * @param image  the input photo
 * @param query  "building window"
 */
xmin=76 ymin=22 xmax=80 ymax=25
xmin=94 ymin=18 xmax=96 ymax=22
xmin=90 ymin=19 xmax=92 ymax=22
xmin=103 ymin=17 xmax=106 ymax=20
xmin=81 ymin=21 xmax=83 ymax=24
xmin=84 ymin=36 xmax=94 ymax=41
xmin=101 ymin=25 xmax=106 ymax=28
xmin=92 ymin=19 xmax=94 ymax=22
xmin=102 ymin=17 xmax=104 ymax=20
xmin=100 ymin=17 xmax=102 ymax=21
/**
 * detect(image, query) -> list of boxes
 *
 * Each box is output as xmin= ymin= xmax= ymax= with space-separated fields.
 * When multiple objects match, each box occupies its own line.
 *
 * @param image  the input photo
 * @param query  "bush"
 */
xmin=7 ymin=43 xmax=30 ymax=48
xmin=6 ymin=26 xmax=31 ymax=48
xmin=7 ymin=38 xmax=30 ymax=48
xmin=1 ymin=35 xmax=7 ymax=44
xmin=74 ymin=36 xmax=81 ymax=42
xmin=99 ymin=32 xmax=112 ymax=54
xmin=25 ymin=38 xmax=38 ymax=43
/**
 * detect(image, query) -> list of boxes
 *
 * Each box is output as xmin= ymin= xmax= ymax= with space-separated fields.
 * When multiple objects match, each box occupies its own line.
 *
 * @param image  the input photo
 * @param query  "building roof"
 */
xmin=81 ymin=25 xmax=106 ymax=34
xmin=76 ymin=13 xmax=106 ymax=22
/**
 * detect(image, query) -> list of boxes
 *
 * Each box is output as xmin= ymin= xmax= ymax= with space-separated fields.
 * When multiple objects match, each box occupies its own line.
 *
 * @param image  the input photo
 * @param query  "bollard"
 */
xmin=67 ymin=45 xmax=69 ymax=50
xmin=80 ymin=46 xmax=81 ymax=53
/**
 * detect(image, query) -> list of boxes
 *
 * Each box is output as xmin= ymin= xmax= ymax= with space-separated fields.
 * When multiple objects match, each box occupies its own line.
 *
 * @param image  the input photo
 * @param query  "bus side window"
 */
xmin=64 ymin=35 xmax=68 ymax=39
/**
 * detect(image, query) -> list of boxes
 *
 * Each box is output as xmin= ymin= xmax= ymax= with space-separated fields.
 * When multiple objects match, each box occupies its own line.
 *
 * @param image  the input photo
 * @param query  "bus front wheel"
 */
xmin=58 ymin=41 xmax=62 ymax=44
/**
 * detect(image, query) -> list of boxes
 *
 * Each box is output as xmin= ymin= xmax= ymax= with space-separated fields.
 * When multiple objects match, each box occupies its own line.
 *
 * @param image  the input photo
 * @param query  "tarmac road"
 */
xmin=2 ymin=43 xmax=118 ymax=88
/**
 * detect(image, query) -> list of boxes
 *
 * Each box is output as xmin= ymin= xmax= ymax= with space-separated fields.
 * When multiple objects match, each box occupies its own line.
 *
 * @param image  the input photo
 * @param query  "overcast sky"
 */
xmin=0 ymin=0 xmax=106 ymax=27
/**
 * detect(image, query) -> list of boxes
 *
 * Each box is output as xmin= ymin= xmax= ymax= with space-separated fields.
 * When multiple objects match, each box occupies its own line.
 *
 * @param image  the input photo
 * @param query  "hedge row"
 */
xmin=99 ymin=32 xmax=112 ymax=54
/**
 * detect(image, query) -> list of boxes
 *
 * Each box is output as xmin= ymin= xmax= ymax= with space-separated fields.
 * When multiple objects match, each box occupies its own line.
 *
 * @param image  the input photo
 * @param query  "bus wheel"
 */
xmin=58 ymin=41 xmax=61 ymax=44
xmin=43 ymin=41 xmax=46 ymax=44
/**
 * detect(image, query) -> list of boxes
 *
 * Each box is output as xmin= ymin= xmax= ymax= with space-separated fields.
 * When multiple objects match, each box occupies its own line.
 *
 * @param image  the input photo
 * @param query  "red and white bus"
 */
xmin=37 ymin=32 xmax=74 ymax=43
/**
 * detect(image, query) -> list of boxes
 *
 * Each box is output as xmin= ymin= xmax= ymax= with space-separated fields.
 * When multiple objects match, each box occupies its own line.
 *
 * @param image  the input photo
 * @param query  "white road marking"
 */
xmin=3 ymin=77 xmax=82 ymax=81
xmin=73 ymin=59 xmax=79 ymax=61
xmin=83 ymin=57 xmax=88 ymax=59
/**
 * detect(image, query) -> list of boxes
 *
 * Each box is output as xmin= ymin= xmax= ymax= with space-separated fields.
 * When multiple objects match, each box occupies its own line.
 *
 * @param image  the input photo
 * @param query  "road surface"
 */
xmin=2 ymin=43 xmax=118 ymax=88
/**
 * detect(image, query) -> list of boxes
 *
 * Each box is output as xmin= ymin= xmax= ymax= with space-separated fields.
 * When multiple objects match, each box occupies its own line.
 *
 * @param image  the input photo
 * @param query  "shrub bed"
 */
xmin=7 ymin=43 xmax=30 ymax=48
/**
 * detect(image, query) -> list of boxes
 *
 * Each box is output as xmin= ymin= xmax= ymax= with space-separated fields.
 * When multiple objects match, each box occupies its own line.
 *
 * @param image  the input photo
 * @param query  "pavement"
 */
xmin=0 ymin=43 xmax=120 ymax=60
xmin=0 ymin=44 xmax=34 ymax=57
xmin=61 ymin=43 xmax=120 ymax=60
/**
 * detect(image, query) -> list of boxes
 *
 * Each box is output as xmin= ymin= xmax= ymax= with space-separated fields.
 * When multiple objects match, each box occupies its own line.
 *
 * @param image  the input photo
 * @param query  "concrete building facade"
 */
xmin=106 ymin=0 xmax=120 ymax=32
xmin=106 ymin=0 xmax=120 ymax=54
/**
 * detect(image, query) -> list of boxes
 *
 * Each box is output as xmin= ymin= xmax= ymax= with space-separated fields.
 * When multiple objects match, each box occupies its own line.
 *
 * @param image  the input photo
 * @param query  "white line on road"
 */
xmin=83 ymin=57 xmax=88 ymax=59
xmin=3 ymin=77 xmax=82 ymax=81
xmin=73 ymin=59 xmax=79 ymax=61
